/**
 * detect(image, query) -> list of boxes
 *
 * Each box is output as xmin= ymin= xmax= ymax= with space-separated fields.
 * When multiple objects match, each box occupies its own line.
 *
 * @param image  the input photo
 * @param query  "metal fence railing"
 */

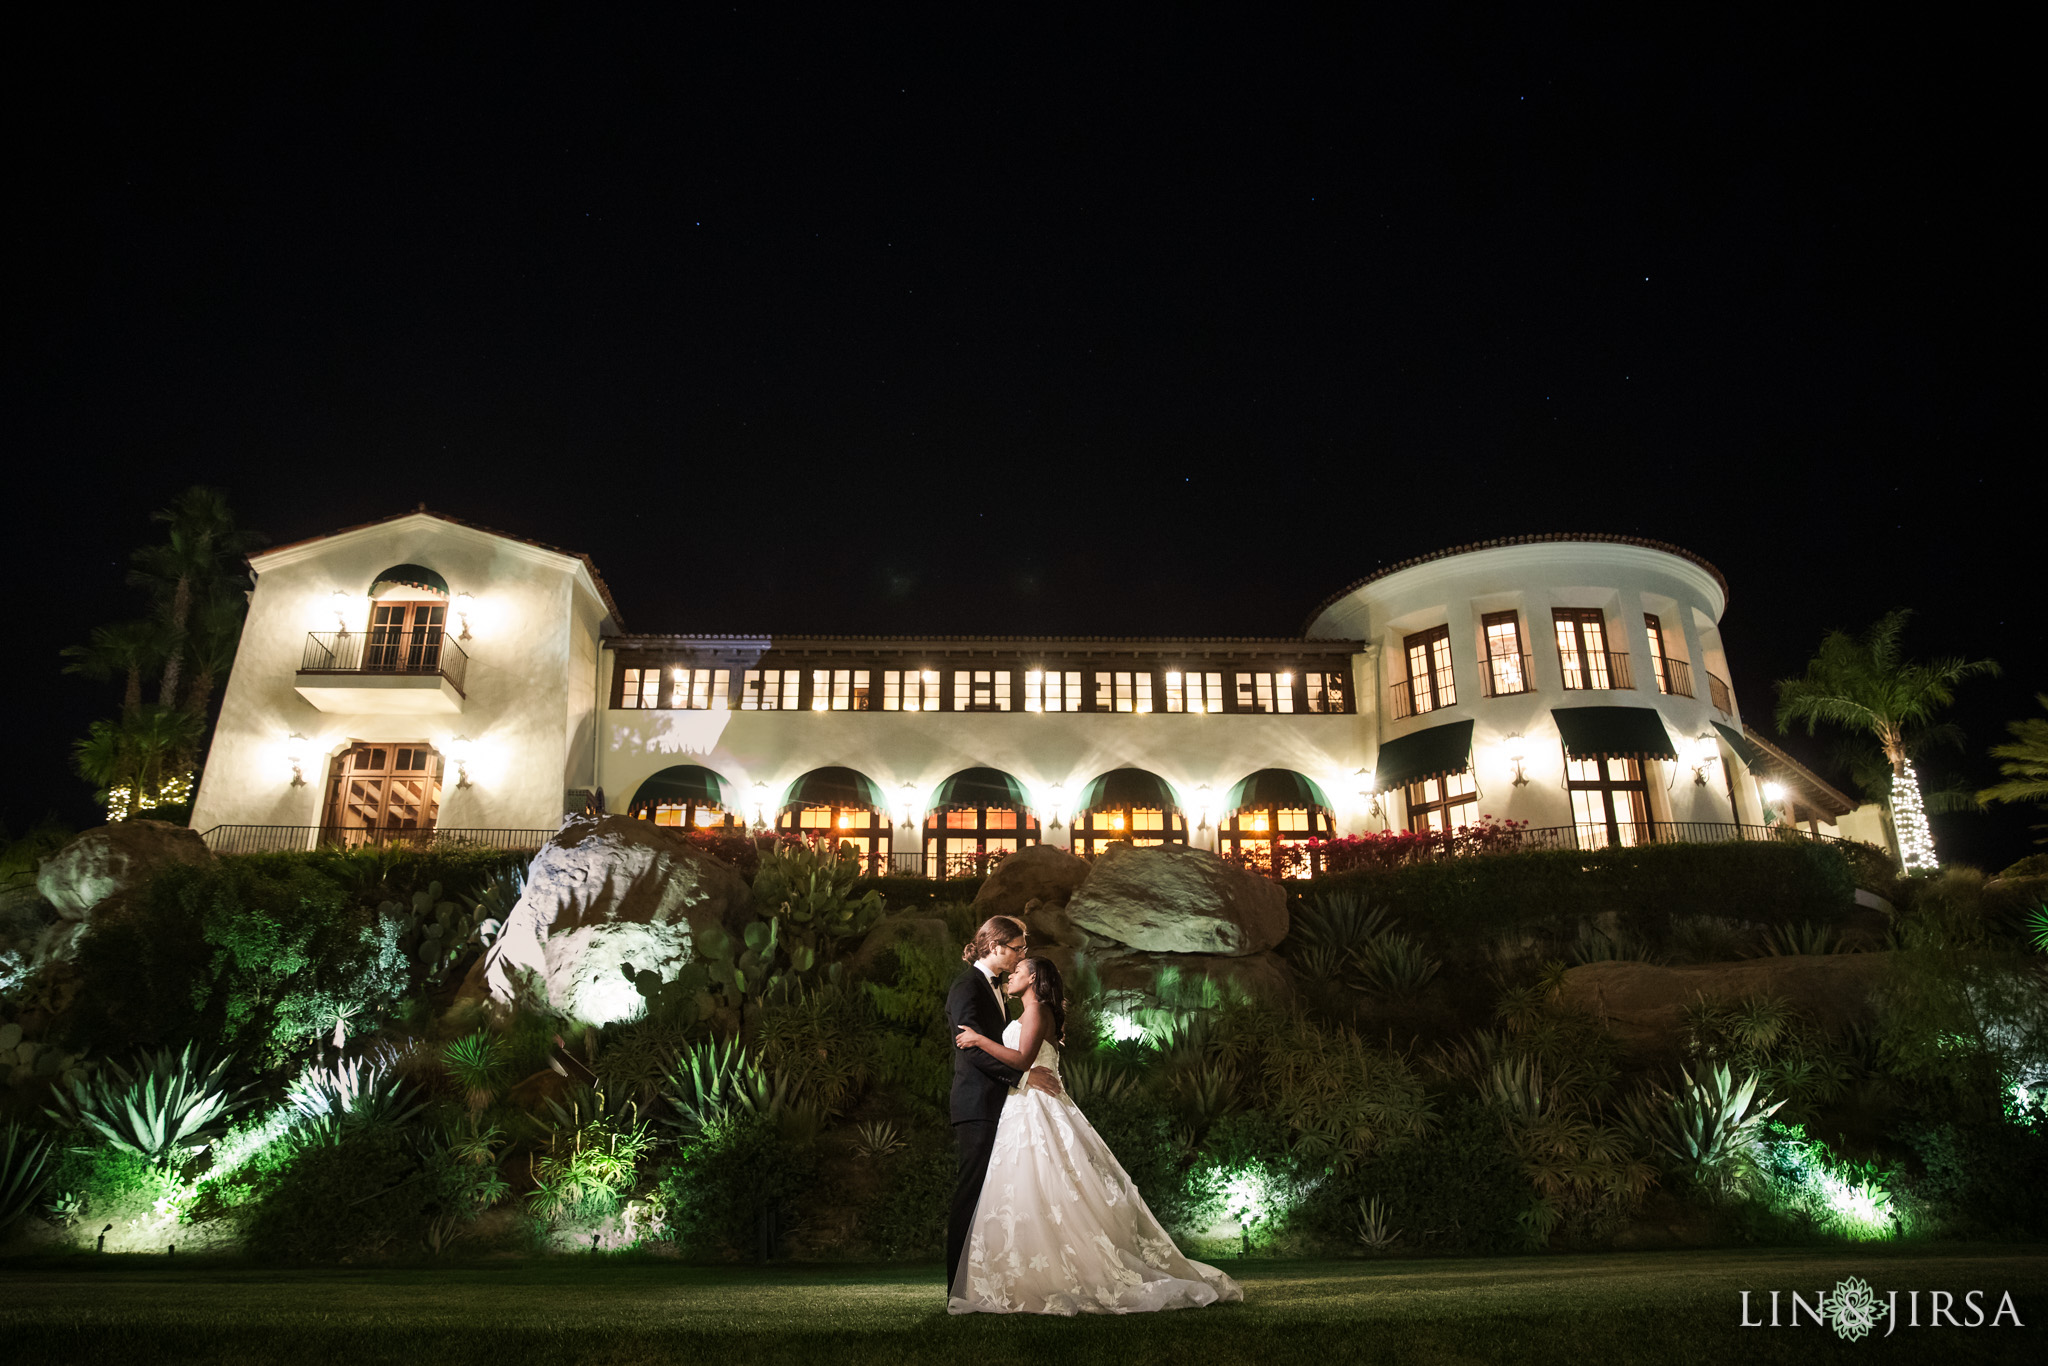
xmin=201 ymin=825 xmax=555 ymax=855
xmin=1559 ymin=649 xmax=1634 ymax=691
xmin=1480 ymin=652 xmax=1537 ymax=698
xmin=299 ymin=629 xmax=469 ymax=694
xmin=1656 ymin=656 xmax=1695 ymax=698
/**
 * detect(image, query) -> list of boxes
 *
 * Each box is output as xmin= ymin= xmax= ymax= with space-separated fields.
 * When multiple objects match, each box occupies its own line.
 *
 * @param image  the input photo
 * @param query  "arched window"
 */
xmin=628 ymin=764 xmax=737 ymax=829
xmin=924 ymin=767 xmax=1040 ymax=878
xmin=364 ymin=564 xmax=450 ymax=674
xmin=775 ymin=766 xmax=892 ymax=873
xmin=1218 ymin=768 xmax=1336 ymax=877
xmin=1071 ymin=767 xmax=1185 ymax=858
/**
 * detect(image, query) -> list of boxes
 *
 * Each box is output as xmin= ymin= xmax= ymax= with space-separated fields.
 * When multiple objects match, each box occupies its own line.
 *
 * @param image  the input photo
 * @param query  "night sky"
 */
xmin=6 ymin=10 xmax=2038 ymax=865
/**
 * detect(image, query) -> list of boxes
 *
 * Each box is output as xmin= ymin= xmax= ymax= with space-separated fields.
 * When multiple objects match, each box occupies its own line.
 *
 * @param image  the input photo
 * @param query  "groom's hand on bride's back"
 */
xmin=1026 ymin=1066 xmax=1063 ymax=1097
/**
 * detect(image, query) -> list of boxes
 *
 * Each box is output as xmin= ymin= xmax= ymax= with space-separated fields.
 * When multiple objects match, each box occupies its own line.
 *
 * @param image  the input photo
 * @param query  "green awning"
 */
xmin=368 ymin=563 xmax=449 ymax=598
xmin=783 ymin=766 xmax=888 ymax=810
xmin=1075 ymin=767 xmax=1178 ymax=812
xmin=1712 ymin=721 xmax=1769 ymax=770
xmin=1372 ymin=720 xmax=1474 ymax=792
xmin=628 ymin=764 xmax=730 ymax=811
xmin=1553 ymin=706 xmax=1678 ymax=761
xmin=1224 ymin=768 xmax=1334 ymax=812
xmin=932 ymin=767 xmax=1030 ymax=809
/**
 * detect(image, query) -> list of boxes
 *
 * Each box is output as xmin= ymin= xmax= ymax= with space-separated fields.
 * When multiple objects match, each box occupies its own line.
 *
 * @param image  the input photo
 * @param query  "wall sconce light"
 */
xmin=752 ymin=780 xmax=770 ymax=831
xmin=1047 ymin=782 xmax=1064 ymax=832
xmin=1691 ymin=733 xmax=1720 ymax=786
xmin=330 ymin=592 xmax=351 ymax=633
xmin=1506 ymin=733 xmax=1529 ymax=787
xmin=448 ymin=735 xmax=474 ymax=789
xmin=899 ymin=782 xmax=918 ymax=829
xmin=453 ymin=592 xmax=474 ymax=640
xmin=1195 ymin=783 xmax=1213 ymax=833
xmin=1356 ymin=767 xmax=1381 ymax=819
xmin=287 ymin=734 xmax=308 ymax=787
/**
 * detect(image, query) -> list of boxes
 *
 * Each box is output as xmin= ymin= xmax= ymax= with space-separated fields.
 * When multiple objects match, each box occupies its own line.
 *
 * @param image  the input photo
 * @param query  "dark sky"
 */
xmin=6 ymin=10 xmax=2039 ymax=865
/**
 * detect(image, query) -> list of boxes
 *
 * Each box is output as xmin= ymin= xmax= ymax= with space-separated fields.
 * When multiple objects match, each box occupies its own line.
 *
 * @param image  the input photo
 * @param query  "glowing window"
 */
xmin=884 ymin=669 xmax=942 ymax=711
xmin=1554 ymin=609 xmax=1614 ymax=690
xmin=954 ymin=670 xmax=1012 ymax=712
xmin=1405 ymin=770 xmax=1477 ymax=834
xmin=619 ymin=666 xmax=661 ymax=709
xmin=1234 ymin=671 xmax=1293 ymax=713
xmin=669 ymin=667 xmax=730 ymax=710
xmin=741 ymin=669 xmax=802 ymax=710
xmin=1022 ymin=668 xmax=1082 ymax=712
xmin=1303 ymin=670 xmax=1348 ymax=712
xmin=1400 ymin=627 xmax=1457 ymax=716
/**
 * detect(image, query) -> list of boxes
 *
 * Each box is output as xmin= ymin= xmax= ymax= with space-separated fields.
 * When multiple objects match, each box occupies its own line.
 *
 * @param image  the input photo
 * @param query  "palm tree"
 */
xmin=73 ymin=706 xmax=205 ymax=820
xmin=179 ymin=588 xmax=250 ymax=721
xmin=1774 ymin=609 xmax=1998 ymax=871
xmin=126 ymin=487 xmax=266 ymax=709
xmin=1979 ymin=694 xmax=2048 ymax=843
xmin=59 ymin=620 xmax=174 ymax=717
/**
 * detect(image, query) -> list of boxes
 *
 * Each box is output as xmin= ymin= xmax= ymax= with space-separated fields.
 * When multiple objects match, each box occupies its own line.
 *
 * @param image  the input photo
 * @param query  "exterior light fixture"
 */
xmin=1691 ymin=733 xmax=1719 ymax=786
xmin=1195 ymin=783 xmax=1213 ymax=834
xmin=752 ymin=780 xmax=770 ymax=831
xmin=449 ymin=735 xmax=474 ymax=789
xmin=1047 ymin=782 xmax=1064 ymax=832
xmin=287 ymin=734 xmax=308 ymax=787
xmin=1762 ymin=780 xmax=1788 ymax=803
xmin=1506 ymin=733 xmax=1529 ymax=787
xmin=453 ymin=592 xmax=474 ymax=640
xmin=330 ymin=591 xmax=351 ymax=633
xmin=899 ymin=782 xmax=918 ymax=829
xmin=1356 ymin=767 xmax=1381 ymax=819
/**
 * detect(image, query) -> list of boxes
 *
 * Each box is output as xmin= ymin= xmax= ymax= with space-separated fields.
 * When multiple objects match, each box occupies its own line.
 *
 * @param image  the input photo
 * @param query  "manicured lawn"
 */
xmin=3 ymin=1245 xmax=2044 ymax=1364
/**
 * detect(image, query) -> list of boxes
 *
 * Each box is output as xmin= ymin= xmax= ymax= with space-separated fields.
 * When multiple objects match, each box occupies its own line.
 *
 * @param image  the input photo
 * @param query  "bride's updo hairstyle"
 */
xmin=1023 ymin=955 xmax=1067 ymax=1047
xmin=963 ymin=915 xmax=1027 ymax=964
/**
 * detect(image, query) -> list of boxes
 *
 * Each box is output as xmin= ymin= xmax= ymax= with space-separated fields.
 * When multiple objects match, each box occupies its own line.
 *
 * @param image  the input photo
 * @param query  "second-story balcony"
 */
xmin=295 ymin=629 xmax=468 ymax=714
xmin=1655 ymin=656 xmax=1695 ymax=698
xmin=1559 ymin=649 xmax=1634 ymax=692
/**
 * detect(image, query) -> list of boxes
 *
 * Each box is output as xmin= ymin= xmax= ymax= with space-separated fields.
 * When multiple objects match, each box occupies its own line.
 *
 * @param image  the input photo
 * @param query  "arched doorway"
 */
xmin=925 ymin=767 xmax=1039 ymax=878
xmin=1071 ymin=767 xmax=1185 ymax=858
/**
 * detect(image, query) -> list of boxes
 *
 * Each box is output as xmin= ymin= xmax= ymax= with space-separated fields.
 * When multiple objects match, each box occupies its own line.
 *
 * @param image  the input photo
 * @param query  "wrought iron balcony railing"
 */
xmin=1388 ymin=668 xmax=1459 ymax=720
xmin=300 ymin=629 xmax=468 ymax=693
xmin=1655 ymin=656 xmax=1695 ymax=698
xmin=1558 ymin=650 xmax=1633 ymax=691
xmin=1481 ymin=653 xmax=1536 ymax=698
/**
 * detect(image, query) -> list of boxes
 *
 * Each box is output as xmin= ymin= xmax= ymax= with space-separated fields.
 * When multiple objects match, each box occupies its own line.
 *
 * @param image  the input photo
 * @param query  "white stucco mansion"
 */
xmin=187 ymin=509 xmax=1894 ymax=872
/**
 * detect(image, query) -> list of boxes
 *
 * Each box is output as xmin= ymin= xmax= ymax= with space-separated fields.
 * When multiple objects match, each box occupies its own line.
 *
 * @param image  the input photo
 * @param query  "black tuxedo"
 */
xmin=945 ymin=964 xmax=1023 ymax=1286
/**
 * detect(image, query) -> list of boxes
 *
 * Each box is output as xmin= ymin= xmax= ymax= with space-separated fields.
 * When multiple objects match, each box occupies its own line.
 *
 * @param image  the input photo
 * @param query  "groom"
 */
xmin=946 ymin=915 xmax=1061 ymax=1290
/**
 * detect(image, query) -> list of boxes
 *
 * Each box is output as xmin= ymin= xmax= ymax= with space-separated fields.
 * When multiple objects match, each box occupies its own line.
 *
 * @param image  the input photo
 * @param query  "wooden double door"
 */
xmin=366 ymin=602 xmax=446 ymax=673
xmin=323 ymin=743 xmax=443 ymax=836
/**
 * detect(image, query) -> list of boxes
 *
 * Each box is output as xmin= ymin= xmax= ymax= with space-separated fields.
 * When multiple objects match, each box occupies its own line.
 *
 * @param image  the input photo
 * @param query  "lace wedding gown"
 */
xmin=948 ymin=1021 xmax=1243 ymax=1316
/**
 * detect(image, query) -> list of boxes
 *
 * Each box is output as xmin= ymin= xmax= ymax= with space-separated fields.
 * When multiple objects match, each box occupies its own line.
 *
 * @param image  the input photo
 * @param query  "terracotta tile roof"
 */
xmin=1301 ymin=533 xmax=1730 ymax=634
xmin=252 ymin=505 xmax=623 ymax=626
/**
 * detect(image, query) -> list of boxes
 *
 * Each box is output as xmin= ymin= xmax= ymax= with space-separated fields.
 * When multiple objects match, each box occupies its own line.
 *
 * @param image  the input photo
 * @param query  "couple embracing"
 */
xmin=944 ymin=915 xmax=1242 ymax=1316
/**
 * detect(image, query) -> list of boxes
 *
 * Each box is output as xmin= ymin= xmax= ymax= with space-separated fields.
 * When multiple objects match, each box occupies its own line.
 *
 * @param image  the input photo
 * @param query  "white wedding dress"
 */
xmin=948 ymin=1021 xmax=1244 ymax=1316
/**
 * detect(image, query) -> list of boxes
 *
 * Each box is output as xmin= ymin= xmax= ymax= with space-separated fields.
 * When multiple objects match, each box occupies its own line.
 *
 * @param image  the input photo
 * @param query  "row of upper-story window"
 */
xmin=611 ymin=663 xmax=1354 ymax=714
xmin=1392 ymin=608 xmax=1726 ymax=718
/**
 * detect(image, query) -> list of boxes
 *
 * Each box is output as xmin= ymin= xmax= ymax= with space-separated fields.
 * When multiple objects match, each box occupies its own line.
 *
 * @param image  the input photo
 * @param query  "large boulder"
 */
xmin=1093 ymin=948 xmax=1295 ymax=1003
xmin=1063 ymin=843 xmax=1287 ymax=955
xmin=35 ymin=821 xmax=212 ymax=920
xmin=475 ymin=815 xmax=752 ymax=1025
xmin=971 ymin=844 xmax=1093 ymax=945
xmin=851 ymin=912 xmax=957 ymax=980
xmin=1561 ymin=954 xmax=1892 ymax=1062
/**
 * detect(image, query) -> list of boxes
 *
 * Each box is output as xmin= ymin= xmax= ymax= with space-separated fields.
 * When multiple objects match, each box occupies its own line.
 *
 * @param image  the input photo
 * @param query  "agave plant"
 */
xmin=1651 ymin=1064 xmax=1783 ymax=1187
xmin=1354 ymin=1194 xmax=1399 ymax=1253
xmin=2 ymin=1121 xmax=54 ymax=1230
xmin=46 ymin=1043 xmax=252 ymax=1162
xmin=1060 ymin=1057 xmax=1140 ymax=1108
xmin=285 ymin=1053 xmax=425 ymax=1136
xmin=658 ymin=1037 xmax=762 ymax=1135
xmin=442 ymin=1032 xmax=508 ymax=1112
xmin=852 ymin=1119 xmax=906 ymax=1159
xmin=1359 ymin=933 xmax=1442 ymax=993
xmin=1760 ymin=921 xmax=1843 ymax=957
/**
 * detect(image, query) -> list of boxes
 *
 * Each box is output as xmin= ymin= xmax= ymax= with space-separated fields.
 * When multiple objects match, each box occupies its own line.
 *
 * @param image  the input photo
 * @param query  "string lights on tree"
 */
xmin=1892 ymin=757 xmax=1939 ymax=872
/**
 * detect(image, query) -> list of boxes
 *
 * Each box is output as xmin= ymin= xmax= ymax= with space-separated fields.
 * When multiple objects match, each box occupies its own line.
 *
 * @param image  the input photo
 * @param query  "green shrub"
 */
xmin=859 ymin=1125 xmax=956 ymax=1259
xmin=241 ymin=1121 xmax=501 ymax=1262
xmin=1079 ymin=1085 xmax=1193 ymax=1229
xmin=852 ymin=876 xmax=988 ymax=914
xmin=1897 ymin=1107 xmax=2048 ymax=1238
xmin=1297 ymin=1097 xmax=1526 ymax=1254
xmin=1303 ymin=839 xmax=1856 ymax=948
xmin=659 ymin=1114 xmax=818 ymax=1258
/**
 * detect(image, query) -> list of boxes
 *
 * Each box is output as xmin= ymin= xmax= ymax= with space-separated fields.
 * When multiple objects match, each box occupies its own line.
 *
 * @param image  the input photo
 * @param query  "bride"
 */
xmin=947 ymin=955 xmax=1243 ymax=1316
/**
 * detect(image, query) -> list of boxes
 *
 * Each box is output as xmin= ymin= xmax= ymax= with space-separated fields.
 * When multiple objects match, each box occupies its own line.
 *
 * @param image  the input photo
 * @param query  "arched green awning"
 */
xmin=932 ymin=767 xmax=1030 ymax=809
xmin=1075 ymin=767 xmax=1178 ymax=812
xmin=1372 ymin=719 xmax=1475 ymax=792
xmin=628 ymin=764 xmax=730 ymax=811
xmin=1224 ymin=768 xmax=1334 ymax=813
xmin=368 ymin=563 xmax=449 ymax=598
xmin=783 ymin=766 xmax=888 ymax=810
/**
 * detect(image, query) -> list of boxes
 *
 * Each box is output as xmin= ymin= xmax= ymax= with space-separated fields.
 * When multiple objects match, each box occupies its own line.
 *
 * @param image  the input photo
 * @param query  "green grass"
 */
xmin=3 ymin=1246 xmax=2044 ymax=1364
